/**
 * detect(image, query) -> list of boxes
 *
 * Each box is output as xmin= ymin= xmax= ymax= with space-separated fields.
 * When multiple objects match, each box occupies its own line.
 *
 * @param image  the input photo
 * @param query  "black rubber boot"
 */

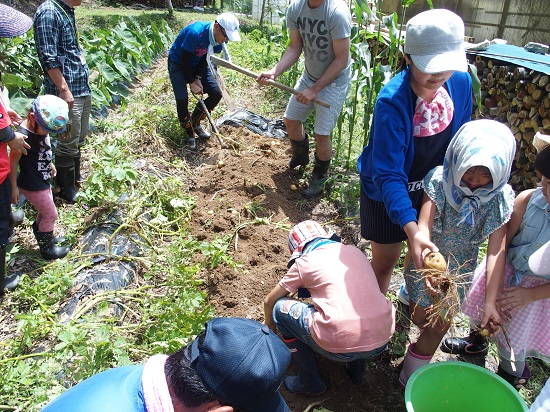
xmin=288 ymin=136 xmax=309 ymax=169
xmin=441 ymin=329 xmax=488 ymax=356
xmin=283 ymin=337 xmax=327 ymax=395
xmin=34 ymin=231 xmax=70 ymax=260
xmin=302 ymin=154 xmax=331 ymax=199
xmin=181 ymin=118 xmax=196 ymax=149
xmin=32 ymin=221 xmax=65 ymax=245
xmin=191 ymin=106 xmax=211 ymax=140
xmin=345 ymin=359 xmax=368 ymax=385
xmin=8 ymin=209 xmax=24 ymax=240
xmin=74 ymin=154 xmax=83 ymax=186
xmin=1 ymin=246 xmax=19 ymax=295
xmin=55 ymin=156 xmax=78 ymax=203
xmin=0 ymin=247 xmax=5 ymax=297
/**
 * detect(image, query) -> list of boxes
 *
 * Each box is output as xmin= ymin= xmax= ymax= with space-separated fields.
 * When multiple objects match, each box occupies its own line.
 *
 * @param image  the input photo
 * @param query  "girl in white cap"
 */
xmin=9 ymin=95 xmax=71 ymax=260
xmin=400 ymin=119 xmax=517 ymax=386
xmin=357 ymin=9 xmax=472 ymax=297
xmin=460 ymin=133 xmax=550 ymax=389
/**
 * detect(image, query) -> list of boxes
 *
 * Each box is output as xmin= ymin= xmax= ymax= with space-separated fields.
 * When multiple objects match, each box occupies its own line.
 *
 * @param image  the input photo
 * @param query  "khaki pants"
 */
xmin=56 ymin=95 xmax=92 ymax=157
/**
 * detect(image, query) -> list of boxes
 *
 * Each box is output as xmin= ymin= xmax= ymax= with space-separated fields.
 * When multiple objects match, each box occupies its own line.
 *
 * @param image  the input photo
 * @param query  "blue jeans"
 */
xmin=168 ymin=58 xmax=221 ymax=113
xmin=273 ymin=298 xmax=386 ymax=363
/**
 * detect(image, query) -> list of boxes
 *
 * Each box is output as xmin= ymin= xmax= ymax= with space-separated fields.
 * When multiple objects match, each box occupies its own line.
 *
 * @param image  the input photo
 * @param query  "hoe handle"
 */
xmin=210 ymin=55 xmax=331 ymax=109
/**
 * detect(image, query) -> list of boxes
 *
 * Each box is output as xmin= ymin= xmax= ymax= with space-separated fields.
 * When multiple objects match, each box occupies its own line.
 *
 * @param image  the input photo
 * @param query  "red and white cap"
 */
xmin=287 ymin=220 xmax=333 ymax=267
xmin=529 ymin=240 xmax=550 ymax=277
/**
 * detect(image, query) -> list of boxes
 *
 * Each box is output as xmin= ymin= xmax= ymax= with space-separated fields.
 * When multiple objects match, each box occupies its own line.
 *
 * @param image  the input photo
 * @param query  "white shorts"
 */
xmin=284 ymin=74 xmax=350 ymax=136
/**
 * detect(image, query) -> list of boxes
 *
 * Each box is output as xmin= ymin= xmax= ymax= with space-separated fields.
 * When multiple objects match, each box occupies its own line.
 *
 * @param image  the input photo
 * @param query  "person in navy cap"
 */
xmin=41 ymin=317 xmax=291 ymax=411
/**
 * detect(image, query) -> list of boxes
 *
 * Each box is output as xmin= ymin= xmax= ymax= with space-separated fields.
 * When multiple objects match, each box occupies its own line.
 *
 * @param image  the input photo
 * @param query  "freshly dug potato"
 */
xmin=478 ymin=328 xmax=490 ymax=337
xmin=424 ymin=251 xmax=447 ymax=272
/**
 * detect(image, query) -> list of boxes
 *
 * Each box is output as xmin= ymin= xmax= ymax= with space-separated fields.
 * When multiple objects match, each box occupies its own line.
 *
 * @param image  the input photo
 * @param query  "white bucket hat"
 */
xmin=529 ymin=240 xmax=550 ymax=277
xmin=216 ymin=13 xmax=241 ymax=42
xmin=405 ymin=9 xmax=467 ymax=74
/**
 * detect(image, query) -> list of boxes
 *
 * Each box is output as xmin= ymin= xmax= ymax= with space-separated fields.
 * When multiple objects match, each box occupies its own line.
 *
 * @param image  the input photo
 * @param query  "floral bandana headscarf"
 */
xmin=442 ymin=119 xmax=516 ymax=226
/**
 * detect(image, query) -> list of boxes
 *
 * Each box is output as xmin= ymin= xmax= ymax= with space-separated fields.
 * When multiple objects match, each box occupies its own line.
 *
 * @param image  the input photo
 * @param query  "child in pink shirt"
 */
xmin=264 ymin=220 xmax=395 ymax=395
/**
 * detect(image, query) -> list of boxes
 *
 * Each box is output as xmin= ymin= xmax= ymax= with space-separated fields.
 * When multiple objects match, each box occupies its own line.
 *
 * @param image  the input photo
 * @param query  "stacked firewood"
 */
xmin=468 ymin=53 xmax=550 ymax=191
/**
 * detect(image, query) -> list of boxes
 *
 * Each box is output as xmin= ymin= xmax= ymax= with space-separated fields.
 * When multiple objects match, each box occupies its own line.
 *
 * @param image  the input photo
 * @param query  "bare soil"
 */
xmin=186 ymin=125 xmax=409 ymax=412
xmin=182 ymin=122 xmax=497 ymax=412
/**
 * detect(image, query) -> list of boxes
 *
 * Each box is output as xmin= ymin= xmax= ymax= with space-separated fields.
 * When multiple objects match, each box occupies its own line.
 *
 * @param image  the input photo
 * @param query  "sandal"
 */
xmin=441 ymin=335 xmax=488 ymax=356
xmin=497 ymin=364 xmax=530 ymax=390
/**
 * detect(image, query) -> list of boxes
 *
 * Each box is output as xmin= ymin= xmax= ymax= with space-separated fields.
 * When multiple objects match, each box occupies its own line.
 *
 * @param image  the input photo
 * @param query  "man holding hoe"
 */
xmin=168 ymin=13 xmax=241 ymax=150
xmin=257 ymin=0 xmax=352 ymax=198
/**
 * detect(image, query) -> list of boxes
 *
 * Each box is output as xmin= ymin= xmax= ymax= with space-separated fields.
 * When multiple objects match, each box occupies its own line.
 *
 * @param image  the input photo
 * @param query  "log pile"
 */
xmin=468 ymin=53 xmax=549 ymax=191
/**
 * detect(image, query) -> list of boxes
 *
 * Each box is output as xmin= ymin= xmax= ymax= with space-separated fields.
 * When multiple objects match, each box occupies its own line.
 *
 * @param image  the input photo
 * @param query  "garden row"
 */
xmin=0 ymin=15 xmax=172 ymax=116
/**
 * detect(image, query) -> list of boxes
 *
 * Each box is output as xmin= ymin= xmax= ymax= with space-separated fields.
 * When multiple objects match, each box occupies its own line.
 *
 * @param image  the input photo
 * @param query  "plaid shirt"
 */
xmin=33 ymin=0 xmax=90 ymax=97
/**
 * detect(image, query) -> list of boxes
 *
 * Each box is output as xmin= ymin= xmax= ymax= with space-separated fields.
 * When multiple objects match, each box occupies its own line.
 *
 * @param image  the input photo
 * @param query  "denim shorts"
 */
xmin=273 ymin=297 xmax=386 ymax=362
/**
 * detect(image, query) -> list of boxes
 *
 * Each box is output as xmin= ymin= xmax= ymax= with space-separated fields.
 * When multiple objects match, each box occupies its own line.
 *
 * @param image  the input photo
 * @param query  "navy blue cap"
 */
xmin=191 ymin=317 xmax=290 ymax=412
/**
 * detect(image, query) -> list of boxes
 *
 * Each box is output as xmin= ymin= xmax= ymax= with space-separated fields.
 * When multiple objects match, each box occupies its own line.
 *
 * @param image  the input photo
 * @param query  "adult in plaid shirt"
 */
xmin=34 ymin=0 xmax=91 ymax=203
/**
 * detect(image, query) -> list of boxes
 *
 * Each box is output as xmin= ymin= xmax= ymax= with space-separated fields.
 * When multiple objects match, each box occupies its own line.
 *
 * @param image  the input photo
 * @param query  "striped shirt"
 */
xmin=33 ymin=0 xmax=91 ymax=97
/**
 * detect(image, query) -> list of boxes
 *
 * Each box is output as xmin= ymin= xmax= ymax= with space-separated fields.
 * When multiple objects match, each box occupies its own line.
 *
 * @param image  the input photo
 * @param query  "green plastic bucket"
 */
xmin=405 ymin=362 xmax=528 ymax=412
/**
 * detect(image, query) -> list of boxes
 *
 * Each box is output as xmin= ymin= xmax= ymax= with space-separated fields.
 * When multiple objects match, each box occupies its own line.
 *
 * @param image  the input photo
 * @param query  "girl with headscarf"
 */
xmin=457 ymin=135 xmax=550 ymax=389
xmin=399 ymin=119 xmax=516 ymax=385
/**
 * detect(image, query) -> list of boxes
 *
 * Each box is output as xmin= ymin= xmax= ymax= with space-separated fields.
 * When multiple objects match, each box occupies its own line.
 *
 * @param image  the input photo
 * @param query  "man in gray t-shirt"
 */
xmin=257 ymin=0 xmax=351 ymax=198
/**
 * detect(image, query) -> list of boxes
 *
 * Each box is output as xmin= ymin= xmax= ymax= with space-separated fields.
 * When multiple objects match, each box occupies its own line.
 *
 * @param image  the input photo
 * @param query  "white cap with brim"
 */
xmin=405 ymin=9 xmax=468 ymax=74
xmin=217 ymin=13 xmax=241 ymax=42
xmin=529 ymin=240 xmax=550 ymax=277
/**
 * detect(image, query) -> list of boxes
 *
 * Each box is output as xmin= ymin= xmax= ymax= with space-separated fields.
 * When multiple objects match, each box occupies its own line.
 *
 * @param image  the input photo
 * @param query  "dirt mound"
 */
xmin=185 ymin=125 xmax=408 ymax=411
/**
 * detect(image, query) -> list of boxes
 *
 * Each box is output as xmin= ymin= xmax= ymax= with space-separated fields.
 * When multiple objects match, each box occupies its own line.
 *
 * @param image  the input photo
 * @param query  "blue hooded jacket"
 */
xmin=357 ymin=68 xmax=472 ymax=229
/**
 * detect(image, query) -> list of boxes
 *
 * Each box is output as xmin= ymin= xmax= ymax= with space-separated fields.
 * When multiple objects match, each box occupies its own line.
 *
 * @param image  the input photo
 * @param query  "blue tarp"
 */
xmin=467 ymin=44 xmax=550 ymax=75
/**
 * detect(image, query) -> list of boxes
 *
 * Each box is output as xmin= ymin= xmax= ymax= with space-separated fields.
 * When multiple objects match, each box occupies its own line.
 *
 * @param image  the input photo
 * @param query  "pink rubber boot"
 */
xmin=399 ymin=343 xmax=433 ymax=387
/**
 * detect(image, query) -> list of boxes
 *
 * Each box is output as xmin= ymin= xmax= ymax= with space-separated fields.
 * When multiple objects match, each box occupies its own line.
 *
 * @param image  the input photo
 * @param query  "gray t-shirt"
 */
xmin=286 ymin=0 xmax=351 ymax=85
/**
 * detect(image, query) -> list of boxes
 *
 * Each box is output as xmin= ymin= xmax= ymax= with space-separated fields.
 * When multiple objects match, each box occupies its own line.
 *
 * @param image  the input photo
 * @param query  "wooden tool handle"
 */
xmin=210 ymin=55 xmax=331 ymax=109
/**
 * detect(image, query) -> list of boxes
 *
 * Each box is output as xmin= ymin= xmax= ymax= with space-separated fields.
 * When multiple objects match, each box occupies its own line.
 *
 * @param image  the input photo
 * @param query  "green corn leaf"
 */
xmin=468 ymin=63 xmax=482 ymax=110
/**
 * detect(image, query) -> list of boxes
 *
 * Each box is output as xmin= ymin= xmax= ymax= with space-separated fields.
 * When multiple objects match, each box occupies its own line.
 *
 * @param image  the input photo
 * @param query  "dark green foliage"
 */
xmin=0 ymin=15 xmax=172 ymax=114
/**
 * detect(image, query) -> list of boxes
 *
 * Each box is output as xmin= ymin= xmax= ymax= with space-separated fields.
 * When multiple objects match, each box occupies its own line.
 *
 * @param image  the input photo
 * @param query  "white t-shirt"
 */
xmin=530 ymin=378 xmax=550 ymax=412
